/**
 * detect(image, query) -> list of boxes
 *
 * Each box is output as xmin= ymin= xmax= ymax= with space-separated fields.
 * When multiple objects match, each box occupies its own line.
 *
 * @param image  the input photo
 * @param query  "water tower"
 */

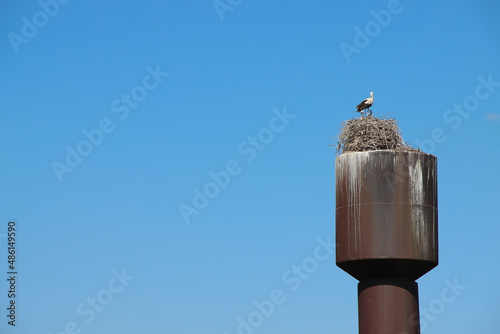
xmin=336 ymin=150 xmax=438 ymax=334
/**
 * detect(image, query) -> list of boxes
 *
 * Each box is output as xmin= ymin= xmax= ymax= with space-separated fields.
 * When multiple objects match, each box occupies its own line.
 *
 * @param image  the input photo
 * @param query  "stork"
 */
xmin=356 ymin=92 xmax=374 ymax=117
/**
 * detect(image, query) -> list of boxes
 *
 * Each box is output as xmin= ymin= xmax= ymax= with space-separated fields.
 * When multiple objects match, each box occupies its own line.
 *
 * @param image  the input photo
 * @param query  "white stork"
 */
xmin=356 ymin=92 xmax=374 ymax=117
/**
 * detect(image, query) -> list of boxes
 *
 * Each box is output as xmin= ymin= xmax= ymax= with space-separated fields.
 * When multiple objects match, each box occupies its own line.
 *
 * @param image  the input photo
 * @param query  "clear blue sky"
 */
xmin=1 ymin=1 xmax=499 ymax=333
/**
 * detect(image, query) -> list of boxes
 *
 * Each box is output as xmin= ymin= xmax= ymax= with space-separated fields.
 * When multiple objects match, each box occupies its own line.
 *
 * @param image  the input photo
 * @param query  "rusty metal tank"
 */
xmin=335 ymin=150 xmax=438 ymax=280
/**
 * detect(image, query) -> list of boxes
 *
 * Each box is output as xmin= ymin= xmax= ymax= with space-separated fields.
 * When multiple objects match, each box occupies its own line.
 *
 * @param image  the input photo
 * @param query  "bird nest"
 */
xmin=336 ymin=115 xmax=417 ymax=154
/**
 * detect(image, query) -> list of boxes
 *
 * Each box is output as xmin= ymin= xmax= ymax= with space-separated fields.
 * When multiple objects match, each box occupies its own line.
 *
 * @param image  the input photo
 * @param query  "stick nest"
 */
xmin=337 ymin=115 xmax=418 ymax=154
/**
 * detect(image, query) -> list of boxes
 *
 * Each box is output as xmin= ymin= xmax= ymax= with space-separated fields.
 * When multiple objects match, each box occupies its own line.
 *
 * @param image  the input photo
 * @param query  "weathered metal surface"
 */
xmin=335 ymin=150 xmax=438 ymax=280
xmin=358 ymin=278 xmax=420 ymax=334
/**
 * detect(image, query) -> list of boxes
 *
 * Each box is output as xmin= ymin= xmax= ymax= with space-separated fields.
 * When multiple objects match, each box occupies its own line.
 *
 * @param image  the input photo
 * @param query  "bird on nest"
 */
xmin=356 ymin=92 xmax=374 ymax=118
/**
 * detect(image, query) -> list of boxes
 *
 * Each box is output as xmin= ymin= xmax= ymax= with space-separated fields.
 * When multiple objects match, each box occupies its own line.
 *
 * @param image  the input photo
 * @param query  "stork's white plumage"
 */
xmin=356 ymin=92 xmax=374 ymax=117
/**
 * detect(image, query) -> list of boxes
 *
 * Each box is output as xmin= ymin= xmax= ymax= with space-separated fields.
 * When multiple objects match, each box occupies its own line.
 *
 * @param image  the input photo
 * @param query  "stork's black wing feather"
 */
xmin=356 ymin=99 xmax=368 ymax=111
